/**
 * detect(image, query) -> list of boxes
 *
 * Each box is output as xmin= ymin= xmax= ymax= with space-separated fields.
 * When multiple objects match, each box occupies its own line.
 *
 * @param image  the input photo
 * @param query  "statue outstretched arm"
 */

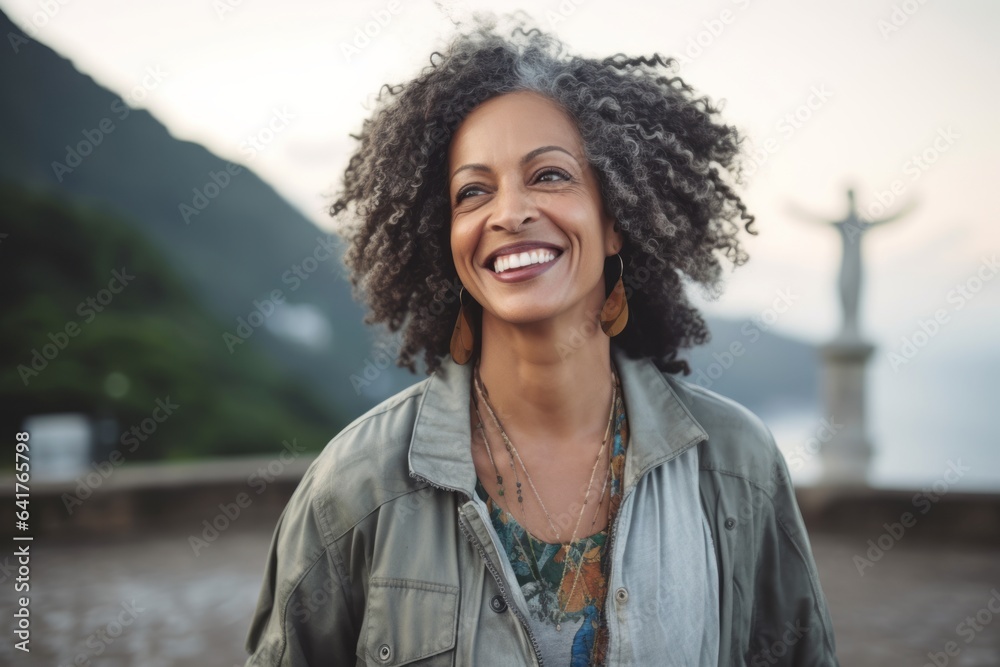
xmin=785 ymin=200 xmax=836 ymax=226
xmin=862 ymin=197 xmax=918 ymax=228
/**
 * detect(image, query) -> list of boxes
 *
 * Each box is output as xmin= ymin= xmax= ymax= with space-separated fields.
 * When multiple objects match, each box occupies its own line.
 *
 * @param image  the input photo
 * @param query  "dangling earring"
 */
xmin=450 ymin=285 xmax=475 ymax=364
xmin=600 ymin=252 xmax=628 ymax=337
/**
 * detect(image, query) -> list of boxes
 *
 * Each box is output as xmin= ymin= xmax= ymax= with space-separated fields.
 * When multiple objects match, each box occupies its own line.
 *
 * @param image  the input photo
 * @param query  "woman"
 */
xmin=245 ymin=13 xmax=839 ymax=667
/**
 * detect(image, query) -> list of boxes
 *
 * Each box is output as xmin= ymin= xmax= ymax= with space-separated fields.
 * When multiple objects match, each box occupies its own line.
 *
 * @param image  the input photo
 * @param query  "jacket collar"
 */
xmin=408 ymin=345 xmax=709 ymax=497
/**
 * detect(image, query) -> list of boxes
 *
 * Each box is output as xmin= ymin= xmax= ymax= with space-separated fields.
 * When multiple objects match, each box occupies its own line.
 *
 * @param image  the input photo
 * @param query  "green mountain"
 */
xmin=0 ymin=10 xmax=423 ymax=461
xmin=0 ymin=184 xmax=340 ymax=460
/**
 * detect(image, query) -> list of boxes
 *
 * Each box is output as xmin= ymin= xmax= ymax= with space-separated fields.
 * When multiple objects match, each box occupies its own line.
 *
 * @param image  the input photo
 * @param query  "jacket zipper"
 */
xmin=408 ymin=470 xmax=545 ymax=666
xmin=457 ymin=509 xmax=546 ymax=667
xmin=600 ymin=484 xmax=628 ymax=667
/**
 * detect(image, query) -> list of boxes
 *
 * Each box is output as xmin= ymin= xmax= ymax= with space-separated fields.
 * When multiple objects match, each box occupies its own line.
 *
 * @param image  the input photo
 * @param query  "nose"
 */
xmin=488 ymin=178 xmax=537 ymax=233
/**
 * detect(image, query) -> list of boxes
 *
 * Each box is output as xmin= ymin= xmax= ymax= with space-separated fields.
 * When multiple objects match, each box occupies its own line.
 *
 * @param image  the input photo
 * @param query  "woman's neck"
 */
xmin=475 ymin=307 xmax=617 ymax=453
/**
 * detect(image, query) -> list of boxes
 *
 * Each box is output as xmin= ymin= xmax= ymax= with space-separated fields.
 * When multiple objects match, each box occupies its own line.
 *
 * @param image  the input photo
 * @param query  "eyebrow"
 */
xmin=449 ymin=145 xmax=578 ymax=185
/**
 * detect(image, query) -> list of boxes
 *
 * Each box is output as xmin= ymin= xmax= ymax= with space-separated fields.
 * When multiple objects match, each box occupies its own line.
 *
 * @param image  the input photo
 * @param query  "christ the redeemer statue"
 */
xmin=787 ymin=186 xmax=914 ymax=485
xmin=789 ymin=188 xmax=915 ymax=342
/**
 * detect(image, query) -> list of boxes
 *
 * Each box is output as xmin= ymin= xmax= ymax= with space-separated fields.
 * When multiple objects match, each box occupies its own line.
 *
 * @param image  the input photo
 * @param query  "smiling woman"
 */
xmin=449 ymin=91 xmax=620 ymax=335
xmin=244 ymin=11 xmax=840 ymax=667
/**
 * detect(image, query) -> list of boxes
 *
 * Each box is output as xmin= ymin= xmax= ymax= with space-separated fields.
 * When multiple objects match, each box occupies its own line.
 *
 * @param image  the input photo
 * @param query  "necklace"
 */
xmin=473 ymin=363 xmax=616 ymax=544
xmin=472 ymin=395 xmax=545 ymax=577
xmin=474 ymin=371 xmax=559 ymax=540
xmin=473 ymin=362 xmax=619 ymax=632
xmin=476 ymin=402 xmax=613 ymax=623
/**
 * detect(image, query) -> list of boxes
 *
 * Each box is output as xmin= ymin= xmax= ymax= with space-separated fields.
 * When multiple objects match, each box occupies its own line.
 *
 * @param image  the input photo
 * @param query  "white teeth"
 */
xmin=493 ymin=249 xmax=557 ymax=274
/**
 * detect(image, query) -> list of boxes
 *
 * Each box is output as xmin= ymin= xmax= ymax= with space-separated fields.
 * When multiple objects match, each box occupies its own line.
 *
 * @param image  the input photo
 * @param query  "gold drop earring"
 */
xmin=450 ymin=285 xmax=475 ymax=364
xmin=599 ymin=252 xmax=628 ymax=337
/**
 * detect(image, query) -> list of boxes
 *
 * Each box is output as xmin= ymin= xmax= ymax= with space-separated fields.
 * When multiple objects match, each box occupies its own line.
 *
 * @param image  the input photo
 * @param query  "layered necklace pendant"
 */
xmin=472 ymin=362 xmax=619 ymax=637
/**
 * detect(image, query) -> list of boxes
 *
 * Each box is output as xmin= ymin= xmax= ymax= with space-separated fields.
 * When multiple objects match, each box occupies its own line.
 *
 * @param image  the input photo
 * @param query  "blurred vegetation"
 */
xmin=0 ymin=184 xmax=344 ymax=466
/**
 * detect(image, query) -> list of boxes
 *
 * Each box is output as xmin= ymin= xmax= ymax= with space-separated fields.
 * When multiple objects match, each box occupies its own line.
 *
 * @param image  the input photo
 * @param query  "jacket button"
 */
xmin=377 ymin=643 xmax=392 ymax=661
xmin=615 ymin=587 xmax=629 ymax=603
xmin=725 ymin=517 xmax=736 ymax=530
xmin=490 ymin=594 xmax=507 ymax=613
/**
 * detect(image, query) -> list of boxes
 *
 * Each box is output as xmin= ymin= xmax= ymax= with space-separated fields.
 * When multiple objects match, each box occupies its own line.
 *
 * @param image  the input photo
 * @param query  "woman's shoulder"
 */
xmin=659 ymin=371 xmax=786 ymax=490
xmin=329 ymin=376 xmax=431 ymax=449
xmin=291 ymin=377 xmax=434 ymax=539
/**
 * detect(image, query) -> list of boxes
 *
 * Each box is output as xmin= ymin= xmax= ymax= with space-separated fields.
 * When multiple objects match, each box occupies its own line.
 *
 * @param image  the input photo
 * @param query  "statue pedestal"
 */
xmin=818 ymin=339 xmax=875 ymax=486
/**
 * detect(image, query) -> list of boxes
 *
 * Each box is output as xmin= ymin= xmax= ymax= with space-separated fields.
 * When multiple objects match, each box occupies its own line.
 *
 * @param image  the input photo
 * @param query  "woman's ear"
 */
xmin=606 ymin=217 xmax=623 ymax=254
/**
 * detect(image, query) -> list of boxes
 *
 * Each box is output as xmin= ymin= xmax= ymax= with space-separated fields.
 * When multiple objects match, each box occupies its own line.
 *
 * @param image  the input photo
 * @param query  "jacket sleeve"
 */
xmin=244 ymin=478 xmax=359 ymax=666
xmin=747 ymin=436 xmax=841 ymax=667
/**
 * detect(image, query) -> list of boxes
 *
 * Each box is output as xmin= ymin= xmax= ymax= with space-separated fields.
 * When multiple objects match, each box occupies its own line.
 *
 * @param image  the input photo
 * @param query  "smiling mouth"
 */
xmin=492 ymin=249 xmax=560 ymax=274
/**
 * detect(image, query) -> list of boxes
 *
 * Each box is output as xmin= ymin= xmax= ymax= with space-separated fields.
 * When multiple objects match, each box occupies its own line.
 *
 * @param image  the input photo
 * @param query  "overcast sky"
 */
xmin=5 ymin=0 xmax=999 ymax=488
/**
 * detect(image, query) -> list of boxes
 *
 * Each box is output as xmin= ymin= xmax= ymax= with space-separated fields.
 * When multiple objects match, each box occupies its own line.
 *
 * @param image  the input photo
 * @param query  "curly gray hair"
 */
xmin=330 ymin=11 xmax=756 ymax=375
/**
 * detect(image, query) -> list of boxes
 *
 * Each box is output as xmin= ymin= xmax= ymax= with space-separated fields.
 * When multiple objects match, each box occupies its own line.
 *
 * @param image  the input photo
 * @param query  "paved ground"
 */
xmin=809 ymin=533 xmax=999 ymax=667
xmin=1 ymin=526 xmax=997 ymax=666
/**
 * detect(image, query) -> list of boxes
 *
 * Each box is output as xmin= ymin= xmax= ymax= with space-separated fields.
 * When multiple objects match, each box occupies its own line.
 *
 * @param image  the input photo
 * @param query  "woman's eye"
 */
xmin=455 ymin=169 xmax=570 ymax=203
xmin=455 ymin=185 xmax=485 ymax=203
xmin=536 ymin=168 xmax=571 ymax=183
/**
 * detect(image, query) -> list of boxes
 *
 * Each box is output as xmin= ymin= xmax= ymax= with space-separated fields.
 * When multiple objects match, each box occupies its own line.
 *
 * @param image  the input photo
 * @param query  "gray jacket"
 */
xmin=244 ymin=346 xmax=840 ymax=666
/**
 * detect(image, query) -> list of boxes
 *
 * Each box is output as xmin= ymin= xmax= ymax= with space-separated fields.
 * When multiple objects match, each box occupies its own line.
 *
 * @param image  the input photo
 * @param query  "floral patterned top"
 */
xmin=474 ymin=383 xmax=629 ymax=667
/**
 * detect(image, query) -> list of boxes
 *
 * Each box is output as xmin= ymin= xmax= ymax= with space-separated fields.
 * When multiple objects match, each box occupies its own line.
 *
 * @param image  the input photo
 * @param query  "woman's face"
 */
xmin=447 ymin=90 xmax=621 ymax=332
